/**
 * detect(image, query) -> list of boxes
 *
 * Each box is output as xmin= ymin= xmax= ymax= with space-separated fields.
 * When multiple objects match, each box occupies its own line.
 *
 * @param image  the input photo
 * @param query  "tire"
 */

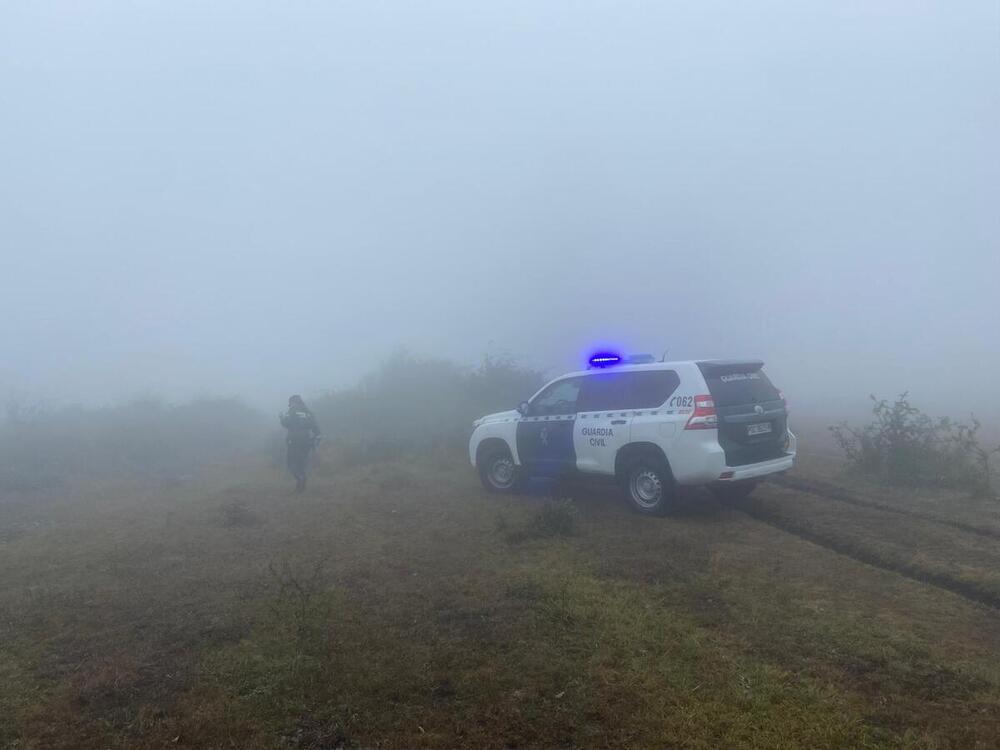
xmin=478 ymin=445 xmax=521 ymax=494
xmin=711 ymin=480 xmax=758 ymax=504
xmin=621 ymin=457 xmax=675 ymax=516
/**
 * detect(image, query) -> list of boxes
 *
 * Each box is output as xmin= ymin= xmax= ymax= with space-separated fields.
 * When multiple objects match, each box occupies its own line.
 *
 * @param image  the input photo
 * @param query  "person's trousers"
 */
xmin=286 ymin=440 xmax=312 ymax=480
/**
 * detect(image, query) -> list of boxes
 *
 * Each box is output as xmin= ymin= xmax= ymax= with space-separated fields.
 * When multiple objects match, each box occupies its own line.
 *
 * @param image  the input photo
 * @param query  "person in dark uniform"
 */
xmin=280 ymin=395 xmax=321 ymax=493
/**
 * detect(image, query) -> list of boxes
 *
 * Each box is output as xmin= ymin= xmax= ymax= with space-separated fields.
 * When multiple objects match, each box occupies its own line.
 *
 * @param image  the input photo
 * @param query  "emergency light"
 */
xmin=588 ymin=353 xmax=622 ymax=368
xmin=588 ymin=352 xmax=657 ymax=368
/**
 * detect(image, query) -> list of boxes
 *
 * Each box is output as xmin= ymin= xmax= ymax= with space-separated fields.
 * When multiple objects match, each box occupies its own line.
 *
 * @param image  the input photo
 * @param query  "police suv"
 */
xmin=469 ymin=355 xmax=795 ymax=515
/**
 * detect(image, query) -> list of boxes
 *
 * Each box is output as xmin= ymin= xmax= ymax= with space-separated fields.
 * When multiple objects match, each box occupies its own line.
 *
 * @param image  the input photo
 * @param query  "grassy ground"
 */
xmin=2 ymin=449 xmax=1000 ymax=748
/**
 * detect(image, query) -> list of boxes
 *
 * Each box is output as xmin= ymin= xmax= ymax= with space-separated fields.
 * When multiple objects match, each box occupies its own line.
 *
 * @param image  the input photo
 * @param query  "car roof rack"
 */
xmin=625 ymin=353 xmax=655 ymax=364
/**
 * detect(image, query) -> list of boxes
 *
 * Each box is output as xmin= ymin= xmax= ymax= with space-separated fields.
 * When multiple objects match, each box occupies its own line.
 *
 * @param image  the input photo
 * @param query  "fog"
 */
xmin=2 ymin=1 xmax=997 ymax=421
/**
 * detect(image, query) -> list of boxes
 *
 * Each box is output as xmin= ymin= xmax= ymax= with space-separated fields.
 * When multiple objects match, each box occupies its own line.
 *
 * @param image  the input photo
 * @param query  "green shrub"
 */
xmin=830 ymin=393 xmax=999 ymax=495
xmin=310 ymin=350 xmax=545 ymax=451
xmin=1 ymin=349 xmax=543 ymax=483
xmin=0 ymin=395 xmax=266 ymax=482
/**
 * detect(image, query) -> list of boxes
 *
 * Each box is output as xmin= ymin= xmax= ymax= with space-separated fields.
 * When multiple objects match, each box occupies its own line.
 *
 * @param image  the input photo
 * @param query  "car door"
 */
xmin=573 ymin=371 xmax=633 ymax=475
xmin=516 ymin=377 xmax=583 ymax=477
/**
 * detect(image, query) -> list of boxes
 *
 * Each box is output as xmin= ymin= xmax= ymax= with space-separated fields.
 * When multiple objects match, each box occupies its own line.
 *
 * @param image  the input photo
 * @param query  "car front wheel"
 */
xmin=478 ymin=447 xmax=520 ymax=493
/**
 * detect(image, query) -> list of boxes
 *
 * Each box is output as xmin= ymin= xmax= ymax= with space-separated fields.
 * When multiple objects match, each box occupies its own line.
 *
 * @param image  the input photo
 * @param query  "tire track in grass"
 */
xmin=770 ymin=474 xmax=1000 ymax=542
xmin=734 ymin=495 xmax=1000 ymax=612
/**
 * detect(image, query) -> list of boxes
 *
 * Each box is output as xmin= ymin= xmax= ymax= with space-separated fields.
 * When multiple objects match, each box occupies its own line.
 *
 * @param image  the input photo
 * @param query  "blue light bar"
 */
xmin=589 ymin=352 xmax=622 ymax=368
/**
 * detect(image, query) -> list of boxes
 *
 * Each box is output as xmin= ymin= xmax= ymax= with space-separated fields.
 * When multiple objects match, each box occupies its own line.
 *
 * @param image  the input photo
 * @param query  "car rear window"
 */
xmin=698 ymin=362 xmax=780 ymax=407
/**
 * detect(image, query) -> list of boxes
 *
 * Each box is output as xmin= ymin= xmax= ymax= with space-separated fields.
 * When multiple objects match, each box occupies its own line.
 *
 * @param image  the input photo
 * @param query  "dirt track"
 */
xmin=740 ymin=481 xmax=1000 ymax=610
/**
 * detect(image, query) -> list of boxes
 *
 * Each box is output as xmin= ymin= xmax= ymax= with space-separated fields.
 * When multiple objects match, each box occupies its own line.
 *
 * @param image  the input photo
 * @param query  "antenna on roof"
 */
xmin=660 ymin=349 xmax=669 ymax=362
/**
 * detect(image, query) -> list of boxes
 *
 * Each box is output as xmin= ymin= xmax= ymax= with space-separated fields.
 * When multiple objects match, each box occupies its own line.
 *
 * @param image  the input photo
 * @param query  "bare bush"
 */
xmin=830 ymin=393 xmax=1000 ymax=495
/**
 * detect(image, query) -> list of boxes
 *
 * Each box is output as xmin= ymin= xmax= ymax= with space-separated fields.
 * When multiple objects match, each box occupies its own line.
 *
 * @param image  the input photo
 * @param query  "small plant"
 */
xmin=534 ymin=497 xmax=579 ymax=537
xmin=265 ymin=554 xmax=334 ymax=638
xmin=830 ymin=393 xmax=999 ymax=495
xmin=497 ymin=498 xmax=579 ymax=543
xmin=219 ymin=499 xmax=260 ymax=528
xmin=372 ymin=466 xmax=416 ymax=492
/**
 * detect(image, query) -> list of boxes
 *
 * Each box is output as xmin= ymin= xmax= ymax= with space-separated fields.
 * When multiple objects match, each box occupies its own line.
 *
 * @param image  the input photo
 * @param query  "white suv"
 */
xmin=469 ymin=355 xmax=796 ymax=515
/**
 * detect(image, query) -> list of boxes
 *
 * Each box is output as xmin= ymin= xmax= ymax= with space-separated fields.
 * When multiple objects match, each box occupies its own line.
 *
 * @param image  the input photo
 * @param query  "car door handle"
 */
xmin=611 ymin=419 xmax=627 ymax=425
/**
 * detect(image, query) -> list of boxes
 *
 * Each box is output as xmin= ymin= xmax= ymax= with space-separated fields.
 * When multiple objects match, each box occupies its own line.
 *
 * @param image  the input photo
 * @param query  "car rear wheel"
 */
xmin=478 ymin=446 xmax=520 ymax=493
xmin=711 ymin=480 xmax=758 ymax=504
xmin=622 ymin=458 xmax=675 ymax=516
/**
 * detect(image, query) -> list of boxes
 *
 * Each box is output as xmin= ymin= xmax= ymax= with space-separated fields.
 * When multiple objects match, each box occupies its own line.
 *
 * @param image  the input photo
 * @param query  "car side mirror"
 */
xmin=517 ymin=401 xmax=530 ymax=416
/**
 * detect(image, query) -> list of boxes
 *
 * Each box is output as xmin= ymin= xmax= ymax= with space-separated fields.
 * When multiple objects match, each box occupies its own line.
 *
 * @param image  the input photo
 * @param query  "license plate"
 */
xmin=747 ymin=422 xmax=772 ymax=436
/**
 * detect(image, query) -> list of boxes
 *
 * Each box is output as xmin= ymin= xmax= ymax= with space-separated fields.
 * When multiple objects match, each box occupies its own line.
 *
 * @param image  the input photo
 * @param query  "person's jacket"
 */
xmin=280 ymin=408 xmax=320 ymax=444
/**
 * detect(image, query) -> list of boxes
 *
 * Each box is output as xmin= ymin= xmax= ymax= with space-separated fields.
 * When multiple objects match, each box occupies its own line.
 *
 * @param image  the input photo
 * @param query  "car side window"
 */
xmin=577 ymin=372 xmax=630 ymax=412
xmin=577 ymin=371 xmax=681 ymax=411
xmin=529 ymin=377 xmax=584 ymax=416
xmin=626 ymin=371 xmax=681 ymax=408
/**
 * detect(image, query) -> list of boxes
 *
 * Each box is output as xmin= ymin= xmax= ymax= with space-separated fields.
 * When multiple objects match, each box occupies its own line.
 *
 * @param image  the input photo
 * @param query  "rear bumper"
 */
xmin=671 ymin=428 xmax=796 ymax=485
xmin=717 ymin=452 xmax=795 ymax=482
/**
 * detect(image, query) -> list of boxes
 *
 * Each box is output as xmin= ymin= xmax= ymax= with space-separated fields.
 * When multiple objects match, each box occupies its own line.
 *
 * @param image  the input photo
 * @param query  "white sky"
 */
xmin=2 ymin=1 xmax=997 ymax=419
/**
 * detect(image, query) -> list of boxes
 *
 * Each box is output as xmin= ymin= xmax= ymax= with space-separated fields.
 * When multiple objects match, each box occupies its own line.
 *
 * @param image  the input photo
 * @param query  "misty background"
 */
xmin=2 ymin=1 xmax=997 ymax=424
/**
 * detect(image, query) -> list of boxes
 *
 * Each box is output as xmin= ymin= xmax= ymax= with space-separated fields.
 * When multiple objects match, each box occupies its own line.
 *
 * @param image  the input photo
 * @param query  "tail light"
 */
xmin=779 ymin=390 xmax=790 ymax=448
xmin=685 ymin=395 xmax=717 ymax=430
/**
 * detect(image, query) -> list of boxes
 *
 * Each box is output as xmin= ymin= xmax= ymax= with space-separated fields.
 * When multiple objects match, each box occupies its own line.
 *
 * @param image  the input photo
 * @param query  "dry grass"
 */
xmin=3 ymin=450 xmax=1000 ymax=748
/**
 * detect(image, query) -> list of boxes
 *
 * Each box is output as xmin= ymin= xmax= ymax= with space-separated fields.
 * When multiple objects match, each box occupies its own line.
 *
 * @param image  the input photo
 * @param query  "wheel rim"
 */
xmin=488 ymin=456 xmax=515 ymax=489
xmin=630 ymin=468 xmax=662 ymax=509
